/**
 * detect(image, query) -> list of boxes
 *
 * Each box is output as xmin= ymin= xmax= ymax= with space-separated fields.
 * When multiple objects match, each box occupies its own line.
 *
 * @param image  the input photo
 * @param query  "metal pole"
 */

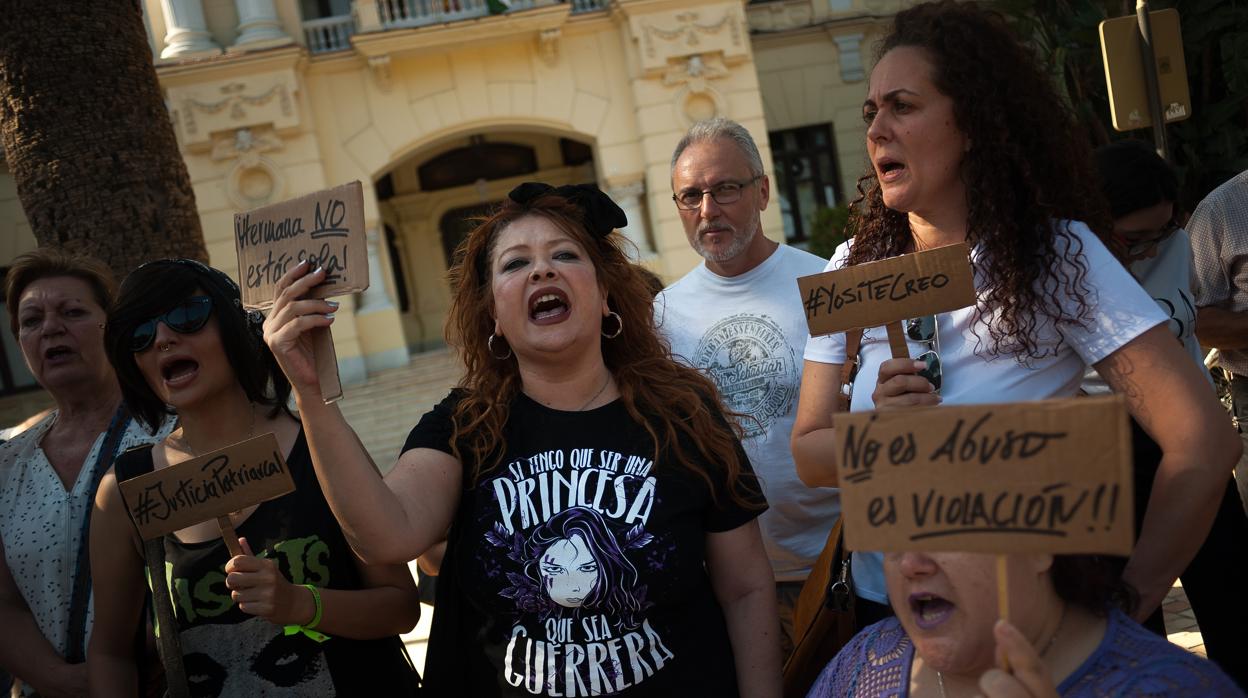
xmin=1136 ymin=0 xmax=1169 ymax=161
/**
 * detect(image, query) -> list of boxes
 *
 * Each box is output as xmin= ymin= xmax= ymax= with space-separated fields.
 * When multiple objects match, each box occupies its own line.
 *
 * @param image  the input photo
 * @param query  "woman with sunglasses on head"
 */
xmin=87 ymin=259 xmax=421 ymax=697
xmin=263 ymin=183 xmax=782 ymax=697
xmin=789 ymin=1 xmax=1239 ymax=693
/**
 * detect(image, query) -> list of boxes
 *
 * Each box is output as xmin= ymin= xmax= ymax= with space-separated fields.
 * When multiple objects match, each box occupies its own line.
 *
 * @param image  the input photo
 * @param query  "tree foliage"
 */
xmin=994 ymin=0 xmax=1248 ymax=209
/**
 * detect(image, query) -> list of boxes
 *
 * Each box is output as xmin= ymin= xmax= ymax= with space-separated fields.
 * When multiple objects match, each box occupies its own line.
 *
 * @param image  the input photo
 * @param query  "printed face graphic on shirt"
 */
xmin=488 ymin=447 xmax=675 ymax=696
xmin=181 ymin=616 xmax=335 ymax=695
xmin=541 ymin=534 xmax=598 ymax=608
xmin=519 ymin=507 xmax=647 ymax=628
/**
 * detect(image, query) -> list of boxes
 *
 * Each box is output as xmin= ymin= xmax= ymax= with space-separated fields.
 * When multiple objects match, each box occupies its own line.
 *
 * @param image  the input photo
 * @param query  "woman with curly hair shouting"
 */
xmin=792 ymin=1 xmax=1238 ymax=693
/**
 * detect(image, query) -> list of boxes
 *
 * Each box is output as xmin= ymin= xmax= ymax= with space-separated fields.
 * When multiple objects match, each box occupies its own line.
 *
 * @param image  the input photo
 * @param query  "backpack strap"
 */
xmin=64 ymin=404 xmax=131 ymax=664
xmin=114 ymin=445 xmax=191 ymax=698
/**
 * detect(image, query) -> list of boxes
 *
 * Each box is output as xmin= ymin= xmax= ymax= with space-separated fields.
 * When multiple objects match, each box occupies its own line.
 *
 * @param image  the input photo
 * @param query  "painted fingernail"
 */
xmin=313 ymin=266 xmax=324 ymax=275
xmin=324 ymin=313 xmax=335 ymax=320
xmin=295 ymin=259 xmax=308 ymax=268
xmin=326 ymin=301 xmax=340 ymax=309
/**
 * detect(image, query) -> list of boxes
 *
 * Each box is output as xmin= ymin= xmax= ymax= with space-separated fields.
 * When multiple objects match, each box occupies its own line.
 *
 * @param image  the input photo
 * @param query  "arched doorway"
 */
xmin=374 ymin=130 xmax=597 ymax=353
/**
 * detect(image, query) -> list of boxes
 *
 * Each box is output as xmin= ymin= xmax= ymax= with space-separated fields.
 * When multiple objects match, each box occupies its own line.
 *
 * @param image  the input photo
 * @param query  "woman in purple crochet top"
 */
xmin=808 ymin=552 xmax=1242 ymax=697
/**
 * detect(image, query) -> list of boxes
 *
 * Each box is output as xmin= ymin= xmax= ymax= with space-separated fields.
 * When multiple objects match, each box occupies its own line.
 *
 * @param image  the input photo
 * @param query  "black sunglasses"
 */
xmin=130 ymin=296 xmax=214 ymax=352
xmin=906 ymin=315 xmax=942 ymax=393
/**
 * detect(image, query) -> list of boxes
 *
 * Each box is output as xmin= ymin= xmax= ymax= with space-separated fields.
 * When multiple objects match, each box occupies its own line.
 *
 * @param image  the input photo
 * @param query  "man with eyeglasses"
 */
xmin=1189 ymin=168 xmax=1248 ymax=515
xmin=654 ymin=118 xmax=837 ymax=658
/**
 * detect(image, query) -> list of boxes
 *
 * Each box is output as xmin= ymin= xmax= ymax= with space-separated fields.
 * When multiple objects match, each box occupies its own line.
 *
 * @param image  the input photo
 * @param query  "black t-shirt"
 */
xmin=115 ymin=430 xmax=419 ymax=697
xmin=403 ymin=391 xmax=766 ymax=697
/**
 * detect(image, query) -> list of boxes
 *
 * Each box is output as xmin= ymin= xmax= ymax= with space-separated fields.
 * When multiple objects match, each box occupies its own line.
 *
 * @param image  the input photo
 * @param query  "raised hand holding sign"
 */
xmin=234 ymin=181 xmax=369 ymax=402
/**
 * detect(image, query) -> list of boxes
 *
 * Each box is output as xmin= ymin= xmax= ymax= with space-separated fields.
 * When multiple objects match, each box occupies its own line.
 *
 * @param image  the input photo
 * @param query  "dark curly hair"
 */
xmin=445 ymin=189 xmax=760 ymax=509
xmin=847 ymin=1 xmax=1111 ymax=360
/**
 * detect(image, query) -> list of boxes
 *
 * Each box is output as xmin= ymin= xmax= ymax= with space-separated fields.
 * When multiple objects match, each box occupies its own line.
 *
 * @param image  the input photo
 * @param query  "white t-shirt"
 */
xmin=656 ymin=244 xmax=839 ymax=582
xmin=803 ymin=222 xmax=1167 ymax=603
xmin=1083 ymin=229 xmax=1212 ymax=394
xmin=0 ymin=411 xmax=173 ymax=673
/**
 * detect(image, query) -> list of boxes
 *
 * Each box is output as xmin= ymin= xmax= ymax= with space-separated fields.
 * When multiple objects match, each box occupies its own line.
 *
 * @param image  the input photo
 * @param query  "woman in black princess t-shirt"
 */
xmin=263 ymin=183 xmax=784 ymax=696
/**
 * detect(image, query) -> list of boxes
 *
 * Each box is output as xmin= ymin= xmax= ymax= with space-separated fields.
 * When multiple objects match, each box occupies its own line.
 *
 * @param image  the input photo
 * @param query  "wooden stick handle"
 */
xmin=885 ymin=320 xmax=909 ymax=359
xmin=218 ymin=515 xmax=244 ymax=557
xmin=997 ymin=553 xmax=1011 ymax=672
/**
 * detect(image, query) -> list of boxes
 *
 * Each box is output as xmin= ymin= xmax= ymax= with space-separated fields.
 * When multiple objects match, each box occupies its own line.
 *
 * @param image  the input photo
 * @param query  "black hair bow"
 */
xmin=508 ymin=182 xmax=628 ymax=238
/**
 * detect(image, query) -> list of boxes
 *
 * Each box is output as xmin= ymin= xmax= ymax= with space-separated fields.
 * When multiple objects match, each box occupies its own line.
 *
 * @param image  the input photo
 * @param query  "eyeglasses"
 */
xmin=130 ymin=296 xmax=213 ymax=352
xmin=906 ymin=315 xmax=942 ymax=393
xmin=1125 ymin=219 xmax=1180 ymax=258
xmin=672 ymin=175 xmax=763 ymax=211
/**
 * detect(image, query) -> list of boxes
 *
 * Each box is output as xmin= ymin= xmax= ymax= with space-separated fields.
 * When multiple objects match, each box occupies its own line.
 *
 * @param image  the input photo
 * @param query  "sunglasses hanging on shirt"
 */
xmin=905 ymin=315 xmax=942 ymax=393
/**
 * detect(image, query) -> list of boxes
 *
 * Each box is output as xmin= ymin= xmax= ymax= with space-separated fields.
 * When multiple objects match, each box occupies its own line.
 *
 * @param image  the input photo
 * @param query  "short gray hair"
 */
xmin=670 ymin=118 xmax=765 ymax=179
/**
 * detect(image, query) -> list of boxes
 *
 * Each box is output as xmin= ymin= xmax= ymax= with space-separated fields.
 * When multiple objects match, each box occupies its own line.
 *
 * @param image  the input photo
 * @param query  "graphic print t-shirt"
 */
xmin=115 ymin=430 xmax=417 ymax=697
xmin=404 ymin=392 xmax=766 ymax=697
xmin=655 ymin=243 xmax=838 ymax=582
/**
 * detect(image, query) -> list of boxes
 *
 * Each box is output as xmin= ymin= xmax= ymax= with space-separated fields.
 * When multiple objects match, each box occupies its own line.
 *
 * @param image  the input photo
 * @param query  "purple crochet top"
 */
xmin=808 ymin=609 xmax=1244 ymax=697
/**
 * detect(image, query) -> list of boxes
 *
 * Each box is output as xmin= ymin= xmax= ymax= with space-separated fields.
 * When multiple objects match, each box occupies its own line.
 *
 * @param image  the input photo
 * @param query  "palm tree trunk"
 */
xmin=0 ymin=0 xmax=207 ymax=279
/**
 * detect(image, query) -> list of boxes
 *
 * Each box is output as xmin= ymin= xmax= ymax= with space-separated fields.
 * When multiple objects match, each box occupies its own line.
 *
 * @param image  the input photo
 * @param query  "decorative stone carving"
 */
xmin=231 ymin=0 xmax=292 ymax=50
xmin=369 ymin=55 xmax=392 ymax=92
xmin=663 ymin=54 xmax=729 ymax=125
xmin=831 ymin=32 xmax=866 ymax=82
xmin=537 ymin=27 xmax=561 ymax=66
xmin=211 ymin=126 xmax=283 ymax=161
xmin=629 ymin=4 xmax=749 ymax=74
xmin=166 ymin=70 xmax=301 ymax=149
xmin=215 ymin=127 xmax=287 ymax=209
xmin=160 ymin=0 xmax=222 ymax=59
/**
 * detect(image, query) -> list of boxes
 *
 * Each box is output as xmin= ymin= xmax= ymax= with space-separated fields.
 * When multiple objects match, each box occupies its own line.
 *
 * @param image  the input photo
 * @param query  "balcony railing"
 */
xmin=303 ymin=0 xmax=609 ymax=54
xmin=304 ymin=15 xmax=355 ymax=53
xmin=377 ymin=0 xmax=537 ymax=28
xmin=570 ymin=0 xmax=608 ymax=12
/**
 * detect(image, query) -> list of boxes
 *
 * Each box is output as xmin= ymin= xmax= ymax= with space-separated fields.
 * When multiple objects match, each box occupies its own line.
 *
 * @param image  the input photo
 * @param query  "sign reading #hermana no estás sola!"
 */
xmin=234 ymin=181 xmax=369 ymax=310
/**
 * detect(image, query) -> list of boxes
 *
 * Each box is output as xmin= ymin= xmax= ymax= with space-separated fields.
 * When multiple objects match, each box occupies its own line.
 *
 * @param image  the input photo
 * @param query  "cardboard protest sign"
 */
xmin=314 ymin=327 xmax=343 ymax=404
xmin=235 ymin=181 xmax=368 ymax=309
xmin=797 ymin=244 xmax=976 ymax=357
xmin=234 ymin=181 xmax=366 ymax=402
xmin=832 ymin=396 xmax=1133 ymax=555
xmin=119 ymin=432 xmax=295 ymax=553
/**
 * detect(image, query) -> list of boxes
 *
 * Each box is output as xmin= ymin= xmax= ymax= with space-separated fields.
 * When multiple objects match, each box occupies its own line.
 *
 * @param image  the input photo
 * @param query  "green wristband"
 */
xmin=283 ymin=584 xmax=329 ymax=643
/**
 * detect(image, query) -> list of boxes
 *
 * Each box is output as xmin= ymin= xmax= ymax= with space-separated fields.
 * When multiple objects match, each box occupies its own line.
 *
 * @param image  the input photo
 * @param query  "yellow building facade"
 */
xmin=0 ymin=0 xmax=910 ymax=404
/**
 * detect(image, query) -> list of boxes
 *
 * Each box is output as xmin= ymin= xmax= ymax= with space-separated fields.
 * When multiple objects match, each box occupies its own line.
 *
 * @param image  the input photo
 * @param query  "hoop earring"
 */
xmin=602 ymin=311 xmax=623 ymax=339
xmin=488 ymin=333 xmax=512 ymax=360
